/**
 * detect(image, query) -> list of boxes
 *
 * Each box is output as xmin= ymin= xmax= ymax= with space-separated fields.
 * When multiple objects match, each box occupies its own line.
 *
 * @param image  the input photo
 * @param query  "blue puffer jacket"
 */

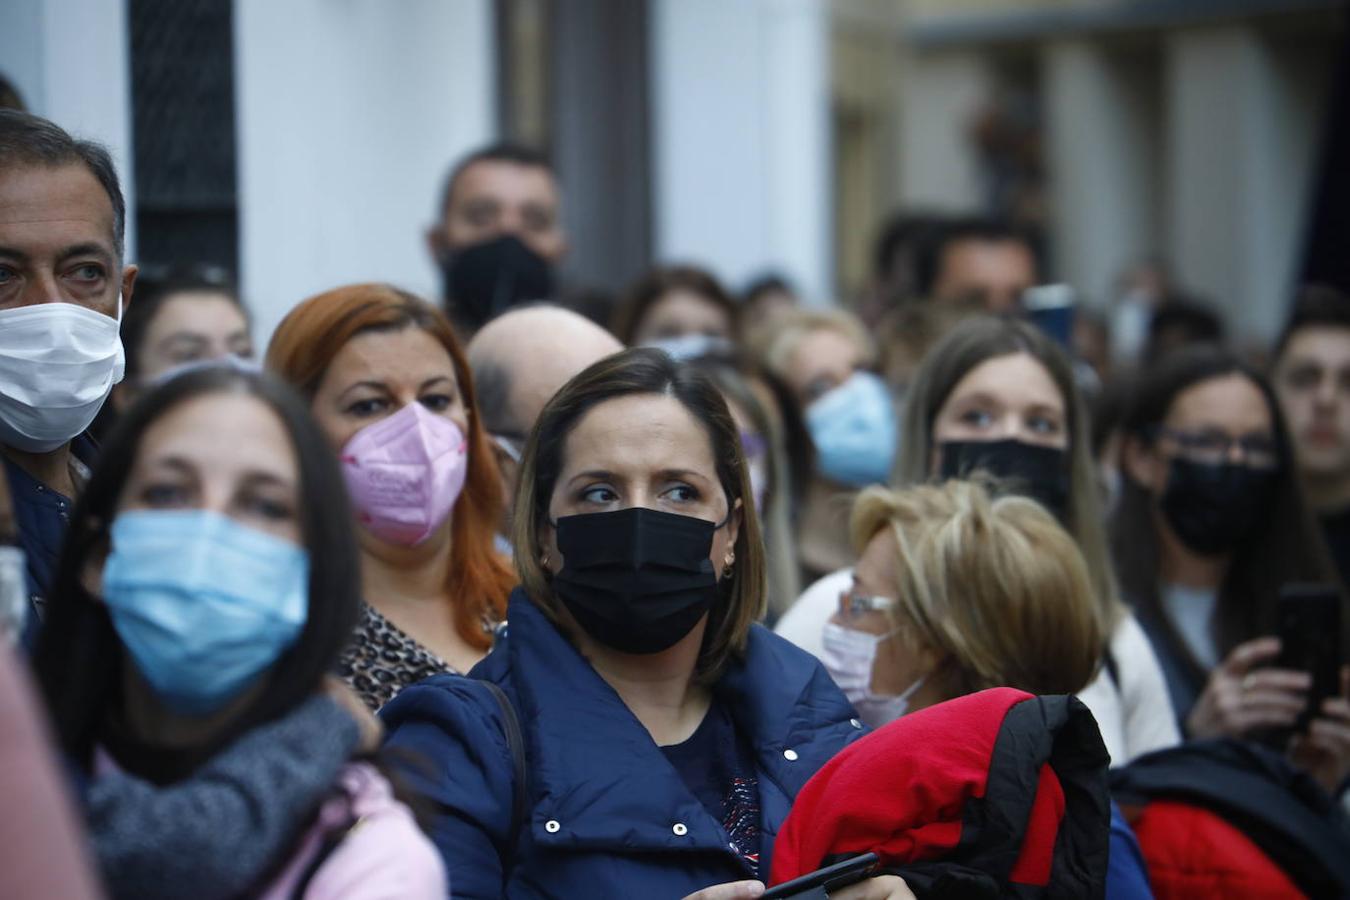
xmin=381 ymin=590 xmax=866 ymax=899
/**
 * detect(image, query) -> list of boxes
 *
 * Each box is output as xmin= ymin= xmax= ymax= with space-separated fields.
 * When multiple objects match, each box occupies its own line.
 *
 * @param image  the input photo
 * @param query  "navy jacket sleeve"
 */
xmin=381 ymin=674 xmax=517 ymax=900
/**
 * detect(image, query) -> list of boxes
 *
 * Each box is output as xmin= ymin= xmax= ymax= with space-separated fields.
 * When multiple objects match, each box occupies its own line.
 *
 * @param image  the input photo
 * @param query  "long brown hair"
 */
xmin=1112 ymin=344 xmax=1338 ymax=658
xmin=896 ymin=316 xmax=1124 ymax=630
xmin=512 ymin=348 xmax=766 ymax=685
xmin=266 ymin=283 xmax=514 ymax=650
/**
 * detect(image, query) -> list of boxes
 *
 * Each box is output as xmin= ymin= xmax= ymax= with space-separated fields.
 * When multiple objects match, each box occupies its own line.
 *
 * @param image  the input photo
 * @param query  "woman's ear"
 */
xmin=1122 ymin=435 xmax=1161 ymax=493
xmin=725 ymin=496 xmax=743 ymax=548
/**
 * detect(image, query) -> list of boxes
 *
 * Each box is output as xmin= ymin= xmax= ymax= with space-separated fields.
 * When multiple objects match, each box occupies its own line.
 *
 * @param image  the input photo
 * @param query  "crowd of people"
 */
xmin=4 ymin=102 xmax=1350 ymax=899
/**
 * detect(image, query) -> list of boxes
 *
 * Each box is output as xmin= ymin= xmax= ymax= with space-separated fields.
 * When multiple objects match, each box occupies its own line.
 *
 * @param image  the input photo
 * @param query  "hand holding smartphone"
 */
xmin=1276 ymin=584 xmax=1343 ymax=733
xmin=761 ymin=853 xmax=881 ymax=900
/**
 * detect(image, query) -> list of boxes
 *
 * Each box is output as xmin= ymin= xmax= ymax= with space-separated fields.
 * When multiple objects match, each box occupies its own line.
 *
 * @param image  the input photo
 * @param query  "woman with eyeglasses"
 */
xmin=1111 ymin=344 xmax=1350 ymax=793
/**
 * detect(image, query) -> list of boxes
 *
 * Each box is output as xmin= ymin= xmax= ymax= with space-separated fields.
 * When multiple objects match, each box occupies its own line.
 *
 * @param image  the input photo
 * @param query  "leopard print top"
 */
xmin=337 ymin=603 xmax=456 ymax=712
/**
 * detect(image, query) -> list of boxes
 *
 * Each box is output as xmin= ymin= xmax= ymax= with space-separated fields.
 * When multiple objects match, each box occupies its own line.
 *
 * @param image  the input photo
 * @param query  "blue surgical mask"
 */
xmin=102 ymin=509 xmax=309 ymax=715
xmin=806 ymin=371 xmax=897 ymax=487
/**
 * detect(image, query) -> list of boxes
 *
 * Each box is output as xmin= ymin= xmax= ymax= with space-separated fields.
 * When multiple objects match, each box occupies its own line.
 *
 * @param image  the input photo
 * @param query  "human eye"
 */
xmin=579 ymin=485 xmax=619 ymax=506
xmin=662 ymin=483 xmax=702 ymax=504
xmin=1027 ymin=413 xmax=1063 ymax=435
xmin=419 ymin=393 xmax=453 ymax=413
xmin=1285 ymin=365 xmax=1320 ymax=390
xmin=523 ymin=206 xmax=554 ymax=233
xmin=959 ymin=407 xmax=994 ymax=429
xmin=139 ymin=481 xmax=189 ymax=508
xmin=68 ymin=262 xmax=107 ymax=284
xmin=345 ymin=397 xmax=389 ymax=417
xmin=243 ymin=491 xmax=295 ymax=522
xmin=0 ymin=265 xmax=15 ymax=285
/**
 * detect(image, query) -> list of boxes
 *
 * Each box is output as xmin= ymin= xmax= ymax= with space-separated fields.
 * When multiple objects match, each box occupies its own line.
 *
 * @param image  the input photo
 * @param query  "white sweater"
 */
xmin=775 ymin=568 xmax=1181 ymax=767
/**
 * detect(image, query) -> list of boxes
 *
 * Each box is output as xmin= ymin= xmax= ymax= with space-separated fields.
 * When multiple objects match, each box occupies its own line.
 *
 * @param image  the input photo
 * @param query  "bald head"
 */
xmin=468 ymin=305 xmax=623 ymax=440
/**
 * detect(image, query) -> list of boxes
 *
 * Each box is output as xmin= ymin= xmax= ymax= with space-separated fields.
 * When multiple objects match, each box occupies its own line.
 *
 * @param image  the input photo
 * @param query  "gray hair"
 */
xmin=0 ymin=109 xmax=126 ymax=259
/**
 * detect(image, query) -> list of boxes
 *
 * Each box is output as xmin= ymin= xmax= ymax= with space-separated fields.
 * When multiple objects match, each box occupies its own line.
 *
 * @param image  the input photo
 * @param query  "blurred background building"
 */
xmin=0 ymin=0 xmax=1343 ymax=344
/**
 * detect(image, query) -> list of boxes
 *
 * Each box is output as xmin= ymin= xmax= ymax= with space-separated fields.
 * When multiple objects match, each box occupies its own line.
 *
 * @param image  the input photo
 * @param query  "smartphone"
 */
xmin=1276 ymin=584 xmax=1342 ymax=732
xmin=761 ymin=853 xmax=881 ymax=900
xmin=1022 ymin=284 xmax=1076 ymax=349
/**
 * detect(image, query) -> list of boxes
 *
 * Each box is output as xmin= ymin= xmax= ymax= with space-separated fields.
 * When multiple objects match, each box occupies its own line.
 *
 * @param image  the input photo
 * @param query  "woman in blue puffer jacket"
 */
xmin=382 ymin=348 xmax=912 ymax=899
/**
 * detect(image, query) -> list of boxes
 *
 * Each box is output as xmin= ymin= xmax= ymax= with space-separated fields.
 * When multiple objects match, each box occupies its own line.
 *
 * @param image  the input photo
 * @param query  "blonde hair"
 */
xmin=757 ymin=308 xmax=877 ymax=380
xmin=851 ymin=480 xmax=1103 ymax=697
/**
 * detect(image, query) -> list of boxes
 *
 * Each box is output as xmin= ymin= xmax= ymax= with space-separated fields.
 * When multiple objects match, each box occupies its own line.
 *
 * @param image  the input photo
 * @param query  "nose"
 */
xmin=1314 ymin=373 xmax=1338 ymax=408
xmin=19 ymin=271 xmax=63 ymax=307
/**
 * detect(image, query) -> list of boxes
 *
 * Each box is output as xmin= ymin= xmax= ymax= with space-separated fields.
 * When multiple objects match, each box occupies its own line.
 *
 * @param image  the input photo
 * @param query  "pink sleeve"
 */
xmin=302 ymin=765 xmax=448 ymax=900
xmin=0 ymin=647 xmax=105 ymax=899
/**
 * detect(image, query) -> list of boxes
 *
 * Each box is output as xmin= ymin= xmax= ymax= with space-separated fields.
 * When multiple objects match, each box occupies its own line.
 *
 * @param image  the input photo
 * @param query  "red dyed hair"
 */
xmin=266 ymin=283 xmax=514 ymax=650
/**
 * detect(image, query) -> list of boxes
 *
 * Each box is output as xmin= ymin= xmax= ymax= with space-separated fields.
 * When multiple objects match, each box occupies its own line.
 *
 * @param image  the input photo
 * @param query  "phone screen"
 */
xmin=1276 ymin=584 xmax=1342 ymax=732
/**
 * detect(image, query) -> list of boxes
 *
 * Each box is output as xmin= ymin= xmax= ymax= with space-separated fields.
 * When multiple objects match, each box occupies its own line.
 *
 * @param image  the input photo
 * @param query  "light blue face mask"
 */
xmin=101 ymin=509 xmax=310 ymax=716
xmin=806 ymin=371 xmax=898 ymax=487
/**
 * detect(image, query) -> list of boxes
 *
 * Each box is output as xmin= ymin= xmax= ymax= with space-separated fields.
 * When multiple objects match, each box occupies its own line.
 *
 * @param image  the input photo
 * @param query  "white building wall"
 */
xmin=895 ymin=49 xmax=991 ymax=212
xmin=1044 ymin=40 xmax=1160 ymax=307
xmin=650 ymin=0 xmax=831 ymax=303
xmin=0 ymin=0 xmax=136 ymax=257
xmin=1165 ymin=25 xmax=1323 ymax=341
xmin=233 ymin=0 xmax=496 ymax=346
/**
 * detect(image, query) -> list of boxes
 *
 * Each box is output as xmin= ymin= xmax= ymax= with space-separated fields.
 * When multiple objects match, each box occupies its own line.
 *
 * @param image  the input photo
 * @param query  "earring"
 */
xmin=722 ymin=552 xmax=735 ymax=579
xmin=540 ymin=552 xmax=550 ymax=568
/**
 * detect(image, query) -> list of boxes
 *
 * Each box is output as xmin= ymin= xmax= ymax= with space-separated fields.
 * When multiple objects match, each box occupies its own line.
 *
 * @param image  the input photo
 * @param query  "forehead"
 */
xmin=135 ymin=392 xmax=297 ymax=481
xmin=795 ymin=328 xmax=861 ymax=364
xmin=1168 ymin=373 xmax=1271 ymax=431
xmin=0 ymin=163 xmax=116 ymax=254
xmin=447 ymin=160 xmax=558 ymax=210
xmin=560 ymin=393 xmax=717 ymax=474
xmin=325 ymin=327 xmax=457 ymax=384
xmin=148 ymin=292 xmax=248 ymax=334
xmin=944 ymin=352 xmax=1063 ymax=409
xmin=1283 ymin=327 xmax=1350 ymax=365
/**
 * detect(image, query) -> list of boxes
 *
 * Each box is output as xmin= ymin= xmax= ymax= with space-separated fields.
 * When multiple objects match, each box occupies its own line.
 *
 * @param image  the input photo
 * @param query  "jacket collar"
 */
xmin=484 ymin=590 xmax=860 ymax=857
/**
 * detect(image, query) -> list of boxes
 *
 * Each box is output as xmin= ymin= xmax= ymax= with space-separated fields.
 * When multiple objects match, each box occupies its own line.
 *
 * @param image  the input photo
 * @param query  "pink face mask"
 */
xmin=340 ymin=402 xmax=468 ymax=546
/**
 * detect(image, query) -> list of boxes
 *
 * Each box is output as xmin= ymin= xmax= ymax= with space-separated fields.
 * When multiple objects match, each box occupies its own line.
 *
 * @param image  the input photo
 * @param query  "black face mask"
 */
xmin=938 ymin=439 xmax=1071 ymax=522
xmin=439 ymin=234 xmax=554 ymax=331
xmin=551 ymin=507 xmax=723 ymax=655
xmin=1159 ymin=457 xmax=1277 ymax=557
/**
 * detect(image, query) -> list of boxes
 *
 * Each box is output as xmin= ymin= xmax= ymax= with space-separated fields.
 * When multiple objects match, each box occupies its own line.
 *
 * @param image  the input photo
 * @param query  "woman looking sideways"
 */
xmin=382 ymin=348 xmax=911 ymax=899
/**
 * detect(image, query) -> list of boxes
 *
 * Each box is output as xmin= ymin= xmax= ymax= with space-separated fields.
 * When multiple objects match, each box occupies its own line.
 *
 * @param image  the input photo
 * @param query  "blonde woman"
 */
xmin=823 ymin=480 xmax=1101 ymax=721
xmin=782 ymin=316 xmax=1179 ymax=766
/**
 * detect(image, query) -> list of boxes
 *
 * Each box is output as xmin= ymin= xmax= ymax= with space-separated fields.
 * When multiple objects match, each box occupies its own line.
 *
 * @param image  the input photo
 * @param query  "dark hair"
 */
xmin=0 ymin=73 xmax=24 ymax=111
xmin=436 ymin=142 xmax=554 ymax=221
xmin=1275 ymin=283 xmax=1350 ymax=361
xmin=512 ymin=348 xmax=766 ymax=684
xmin=1143 ymin=297 xmax=1225 ymax=365
xmin=0 ymin=109 xmax=126 ymax=259
xmin=1111 ymin=344 xmax=1337 ymax=658
xmin=611 ymin=265 xmax=741 ymax=345
xmin=913 ymin=216 xmax=1041 ymax=299
xmin=873 ymin=211 xmax=949 ymax=285
xmin=33 ymin=368 xmax=361 ymax=782
xmin=119 ymin=265 xmax=248 ymax=381
xmin=742 ymin=273 xmax=794 ymax=308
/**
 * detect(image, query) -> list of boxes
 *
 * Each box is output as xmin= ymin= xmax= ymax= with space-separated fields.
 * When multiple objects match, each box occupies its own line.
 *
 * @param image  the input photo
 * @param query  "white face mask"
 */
xmin=822 ymin=621 xmax=926 ymax=728
xmin=0 ymin=297 xmax=124 ymax=452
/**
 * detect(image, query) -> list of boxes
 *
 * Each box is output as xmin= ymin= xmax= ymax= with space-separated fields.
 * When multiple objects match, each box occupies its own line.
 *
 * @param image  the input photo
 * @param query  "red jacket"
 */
xmin=769 ymin=688 xmax=1109 ymax=898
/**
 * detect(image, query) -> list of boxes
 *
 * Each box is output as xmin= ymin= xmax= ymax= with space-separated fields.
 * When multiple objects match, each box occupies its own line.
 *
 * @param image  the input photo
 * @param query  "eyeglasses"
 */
xmin=1154 ymin=426 xmax=1279 ymax=470
xmin=837 ymin=591 xmax=897 ymax=619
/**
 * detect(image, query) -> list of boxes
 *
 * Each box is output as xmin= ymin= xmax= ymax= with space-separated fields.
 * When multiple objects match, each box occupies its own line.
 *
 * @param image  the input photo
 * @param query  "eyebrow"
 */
xmin=565 ymin=467 xmax=710 ymax=487
xmin=0 ymin=242 xmax=115 ymax=264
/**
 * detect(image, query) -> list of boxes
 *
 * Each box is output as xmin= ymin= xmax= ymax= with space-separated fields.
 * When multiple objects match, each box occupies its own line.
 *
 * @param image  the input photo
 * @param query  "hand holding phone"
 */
xmin=761 ymin=853 xmax=881 ymax=900
xmin=1276 ymin=584 xmax=1343 ymax=733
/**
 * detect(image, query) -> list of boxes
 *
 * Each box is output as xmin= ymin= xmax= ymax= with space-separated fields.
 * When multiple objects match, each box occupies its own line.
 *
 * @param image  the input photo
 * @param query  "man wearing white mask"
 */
xmin=0 ymin=110 xmax=135 ymax=633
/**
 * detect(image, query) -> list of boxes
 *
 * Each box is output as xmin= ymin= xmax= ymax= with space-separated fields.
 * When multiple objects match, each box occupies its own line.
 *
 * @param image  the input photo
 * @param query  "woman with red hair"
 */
xmin=268 ymin=283 xmax=514 ymax=710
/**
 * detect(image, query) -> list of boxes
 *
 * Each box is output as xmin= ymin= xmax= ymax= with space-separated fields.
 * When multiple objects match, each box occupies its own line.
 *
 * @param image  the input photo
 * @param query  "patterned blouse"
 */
xmin=337 ymin=603 xmax=457 ymax=712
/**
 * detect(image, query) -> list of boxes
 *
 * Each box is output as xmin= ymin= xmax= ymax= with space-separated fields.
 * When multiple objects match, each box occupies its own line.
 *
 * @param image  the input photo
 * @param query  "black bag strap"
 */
xmin=482 ymin=680 xmax=528 ymax=872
